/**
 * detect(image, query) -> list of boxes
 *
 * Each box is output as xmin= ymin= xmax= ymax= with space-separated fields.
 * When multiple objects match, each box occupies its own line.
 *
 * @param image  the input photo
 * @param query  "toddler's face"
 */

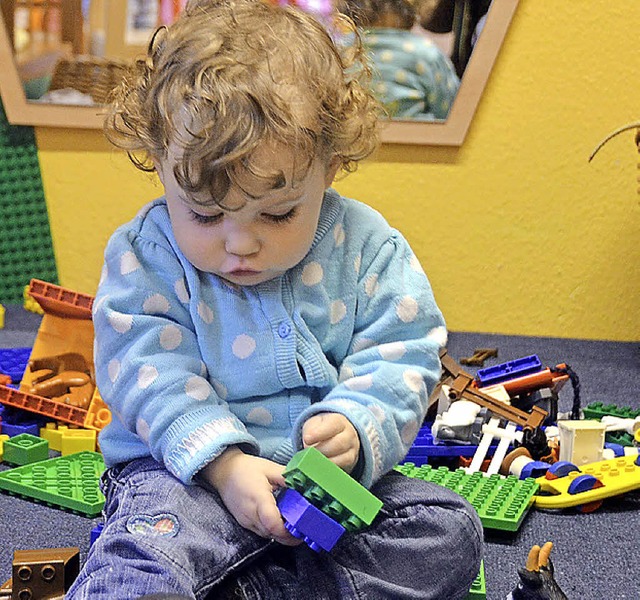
xmin=157 ymin=142 xmax=339 ymax=286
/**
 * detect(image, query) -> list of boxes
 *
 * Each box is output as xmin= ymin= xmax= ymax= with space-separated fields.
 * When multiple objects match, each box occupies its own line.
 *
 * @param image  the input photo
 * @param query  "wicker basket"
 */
xmin=48 ymin=56 xmax=130 ymax=104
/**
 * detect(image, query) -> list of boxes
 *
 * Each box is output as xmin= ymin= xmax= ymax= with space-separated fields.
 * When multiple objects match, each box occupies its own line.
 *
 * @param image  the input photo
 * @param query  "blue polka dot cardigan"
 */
xmin=92 ymin=189 xmax=447 ymax=487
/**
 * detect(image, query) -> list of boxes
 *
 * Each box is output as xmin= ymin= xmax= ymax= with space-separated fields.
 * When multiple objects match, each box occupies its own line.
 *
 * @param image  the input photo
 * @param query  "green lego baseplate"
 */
xmin=3 ymin=433 xmax=49 ymax=465
xmin=0 ymin=450 xmax=105 ymax=516
xmin=0 ymin=98 xmax=58 ymax=304
xmin=464 ymin=561 xmax=486 ymax=600
xmin=395 ymin=463 xmax=539 ymax=532
xmin=283 ymin=447 xmax=383 ymax=532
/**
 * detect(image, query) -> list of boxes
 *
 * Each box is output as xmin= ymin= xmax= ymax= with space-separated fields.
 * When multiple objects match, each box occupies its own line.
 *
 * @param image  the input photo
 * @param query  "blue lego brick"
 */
xmin=277 ymin=487 xmax=345 ymax=552
xmin=475 ymin=355 xmax=543 ymax=387
xmin=1 ymin=419 xmax=41 ymax=437
xmin=400 ymin=424 xmax=498 ymax=466
xmin=0 ymin=406 xmax=48 ymax=437
xmin=0 ymin=347 xmax=32 ymax=382
xmin=90 ymin=522 xmax=105 ymax=546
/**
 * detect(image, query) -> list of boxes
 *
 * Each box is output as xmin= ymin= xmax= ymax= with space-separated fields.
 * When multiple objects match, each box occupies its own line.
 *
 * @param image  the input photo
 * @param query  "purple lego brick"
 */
xmin=0 ymin=347 xmax=32 ymax=383
xmin=475 ymin=354 xmax=543 ymax=387
xmin=276 ymin=487 xmax=345 ymax=552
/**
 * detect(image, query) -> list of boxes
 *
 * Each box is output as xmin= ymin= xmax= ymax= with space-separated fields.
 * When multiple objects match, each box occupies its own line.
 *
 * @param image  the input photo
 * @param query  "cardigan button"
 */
xmin=278 ymin=322 xmax=292 ymax=338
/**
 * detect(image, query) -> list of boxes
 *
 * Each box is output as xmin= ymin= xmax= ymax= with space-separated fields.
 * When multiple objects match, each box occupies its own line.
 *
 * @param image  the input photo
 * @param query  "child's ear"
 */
xmin=324 ymin=157 xmax=341 ymax=187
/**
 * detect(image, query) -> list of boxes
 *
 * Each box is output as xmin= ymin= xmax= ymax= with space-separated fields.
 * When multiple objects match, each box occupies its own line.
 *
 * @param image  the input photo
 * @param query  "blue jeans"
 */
xmin=66 ymin=457 xmax=483 ymax=600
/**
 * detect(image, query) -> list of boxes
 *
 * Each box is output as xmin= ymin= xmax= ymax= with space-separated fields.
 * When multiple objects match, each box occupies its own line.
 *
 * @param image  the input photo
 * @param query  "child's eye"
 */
xmin=263 ymin=208 xmax=297 ymax=223
xmin=190 ymin=211 xmax=223 ymax=225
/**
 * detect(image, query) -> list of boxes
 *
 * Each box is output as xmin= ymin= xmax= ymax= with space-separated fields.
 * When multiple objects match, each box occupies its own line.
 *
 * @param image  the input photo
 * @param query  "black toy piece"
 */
xmin=507 ymin=542 xmax=568 ymax=600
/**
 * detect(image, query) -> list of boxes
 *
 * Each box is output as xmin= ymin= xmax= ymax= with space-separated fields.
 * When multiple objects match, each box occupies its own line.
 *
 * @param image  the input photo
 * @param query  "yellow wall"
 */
xmin=35 ymin=0 xmax=639 ymax=341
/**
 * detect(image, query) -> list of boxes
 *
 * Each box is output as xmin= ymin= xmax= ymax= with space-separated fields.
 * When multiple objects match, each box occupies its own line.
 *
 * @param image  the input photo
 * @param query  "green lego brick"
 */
xmin=0 ymin=98 xmax=58 ymax=303
xmin=395 ymin=463 xmax=539 ymax=532
xmin=3 ymin=433 xmax=49 ymax=465
xmin=464 ymin=561 xmax=486 ymax=600
xmin=0 ymin=451 xmax=105 ymax=516
xmin=583 ymin=402 xmax=640 ymax=421
xmin=283 ymin=447 xmax=383 ymax=531
xmin=605 ymin=430 xmax=635 ymax=447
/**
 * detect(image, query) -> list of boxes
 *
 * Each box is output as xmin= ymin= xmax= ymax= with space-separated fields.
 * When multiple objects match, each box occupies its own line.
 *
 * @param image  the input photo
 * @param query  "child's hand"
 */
xmin=302 ymin=413 xmax=360 ymax=473
xmin=200 ymin=447 xmax=302 ymax=546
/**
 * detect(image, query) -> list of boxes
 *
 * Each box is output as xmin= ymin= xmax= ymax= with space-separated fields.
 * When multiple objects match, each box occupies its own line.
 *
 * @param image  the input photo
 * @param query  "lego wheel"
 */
xmin=545 ymin=460 xmax=579 ymax=479
xmin=567 ymin=474 xmax=604 ymax=513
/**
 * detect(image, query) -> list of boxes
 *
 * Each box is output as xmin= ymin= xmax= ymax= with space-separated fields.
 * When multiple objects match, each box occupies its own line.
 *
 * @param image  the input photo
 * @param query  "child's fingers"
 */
xmin=258 ymin=498 xmax=301 ymax=546
xmin=302 ymin=413 xmax=344 ymax=445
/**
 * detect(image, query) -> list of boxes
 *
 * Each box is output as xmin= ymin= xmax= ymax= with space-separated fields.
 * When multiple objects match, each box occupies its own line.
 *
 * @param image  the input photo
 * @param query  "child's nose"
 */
xmin=224 ymin=224 xmax=260 ymax=257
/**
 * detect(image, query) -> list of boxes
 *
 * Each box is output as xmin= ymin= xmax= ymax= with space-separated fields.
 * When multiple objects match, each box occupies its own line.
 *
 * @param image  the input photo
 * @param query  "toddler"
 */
xmin=340 ymin=0 xmax=460 ymax=119
xmin=68 ymin=0 xmax=482 ymax=598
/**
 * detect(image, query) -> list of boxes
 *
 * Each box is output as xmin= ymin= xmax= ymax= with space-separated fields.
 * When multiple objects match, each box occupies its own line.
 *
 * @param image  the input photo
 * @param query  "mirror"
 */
xmin=0 ymin=0 xmax=519 ymax=145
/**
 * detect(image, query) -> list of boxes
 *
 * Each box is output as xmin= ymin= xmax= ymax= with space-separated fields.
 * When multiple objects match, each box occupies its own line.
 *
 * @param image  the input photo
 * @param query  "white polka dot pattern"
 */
xmin=246 ymin=407 xmax=274 ymax=426
xmin=159 ymin=325 xmax=182 ymax=350
xmin=427 ymin=325 xmax=448 ymax=347
xmin=301 ymin=262 xmax=323 ymax=286
xmin=378 ymin=341 xmax=406 ymax=361
xmin=108 ymin=358 xmax=120 ymax=383
xmin=143 ymin=294 xmax=170 ymax=314
xmin=345 ymin=374 xmax=374 ymax=391
xmin=136 ymin=418 xmax=150 ymax=443
xmin=120 ymin=251 xmax=140 ymax=275
xmin=232 ymin=334 xmax=257 ymax=359
xmin=401 ymin=420 xmax=419 ymax=446
xmin=108 ymin=311 xmax=133 ymax=334
xmin=364 ymin=275 xmax=379 ymax=297
xmin=138 ymin=365 xmax=158 ymax=389
xmin=403 ymin=369 xmax=425 ymax=393
xmin=174 ymin=278 xmax=190 ymax=302
xmin=368 ymin=404 xmax=386 ymax=423
xmin=352 ymin=338 xmax=376 ymax=353
xmin=396 ymin=296 xmax=419 ymax=323
xmin=330 ymin=300 xmax=347 ymax=324
xmin=185 ymin=376 xmax=211 ymax=401
xmin=197 ymin=302 xmax=214 ymax=324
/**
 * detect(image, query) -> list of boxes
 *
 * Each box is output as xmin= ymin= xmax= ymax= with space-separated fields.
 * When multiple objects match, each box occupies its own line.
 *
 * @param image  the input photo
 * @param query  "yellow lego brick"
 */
xmin=61 ymin=428 xmax=97 ymax=455
xmin=534 ymin=454 xmax=640 ymax=509
xmin=83 ymin=388 xmax=112 ymax=431
xmin=0 ymin=434 xmax=9 ymax=461
xmin=23 ymin=285 xmax=44 ymax=315
xmin=0 ymin=303 xmax=4 ymax=329
xmin=40 ymin=423 xmax=70 ymax=452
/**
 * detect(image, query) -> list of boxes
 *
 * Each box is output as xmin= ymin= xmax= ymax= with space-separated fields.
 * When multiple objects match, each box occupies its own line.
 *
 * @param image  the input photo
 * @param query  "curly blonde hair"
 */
xmin=105 ymin=0 xmax=381 ymax=204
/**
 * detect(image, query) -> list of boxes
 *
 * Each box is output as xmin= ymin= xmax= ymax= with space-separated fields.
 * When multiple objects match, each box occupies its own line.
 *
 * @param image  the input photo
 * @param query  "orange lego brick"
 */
xmin=28 ymin=279 xmax=94 ymax=320
xmin=0 ymin=384 xmax=87 ymax=427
